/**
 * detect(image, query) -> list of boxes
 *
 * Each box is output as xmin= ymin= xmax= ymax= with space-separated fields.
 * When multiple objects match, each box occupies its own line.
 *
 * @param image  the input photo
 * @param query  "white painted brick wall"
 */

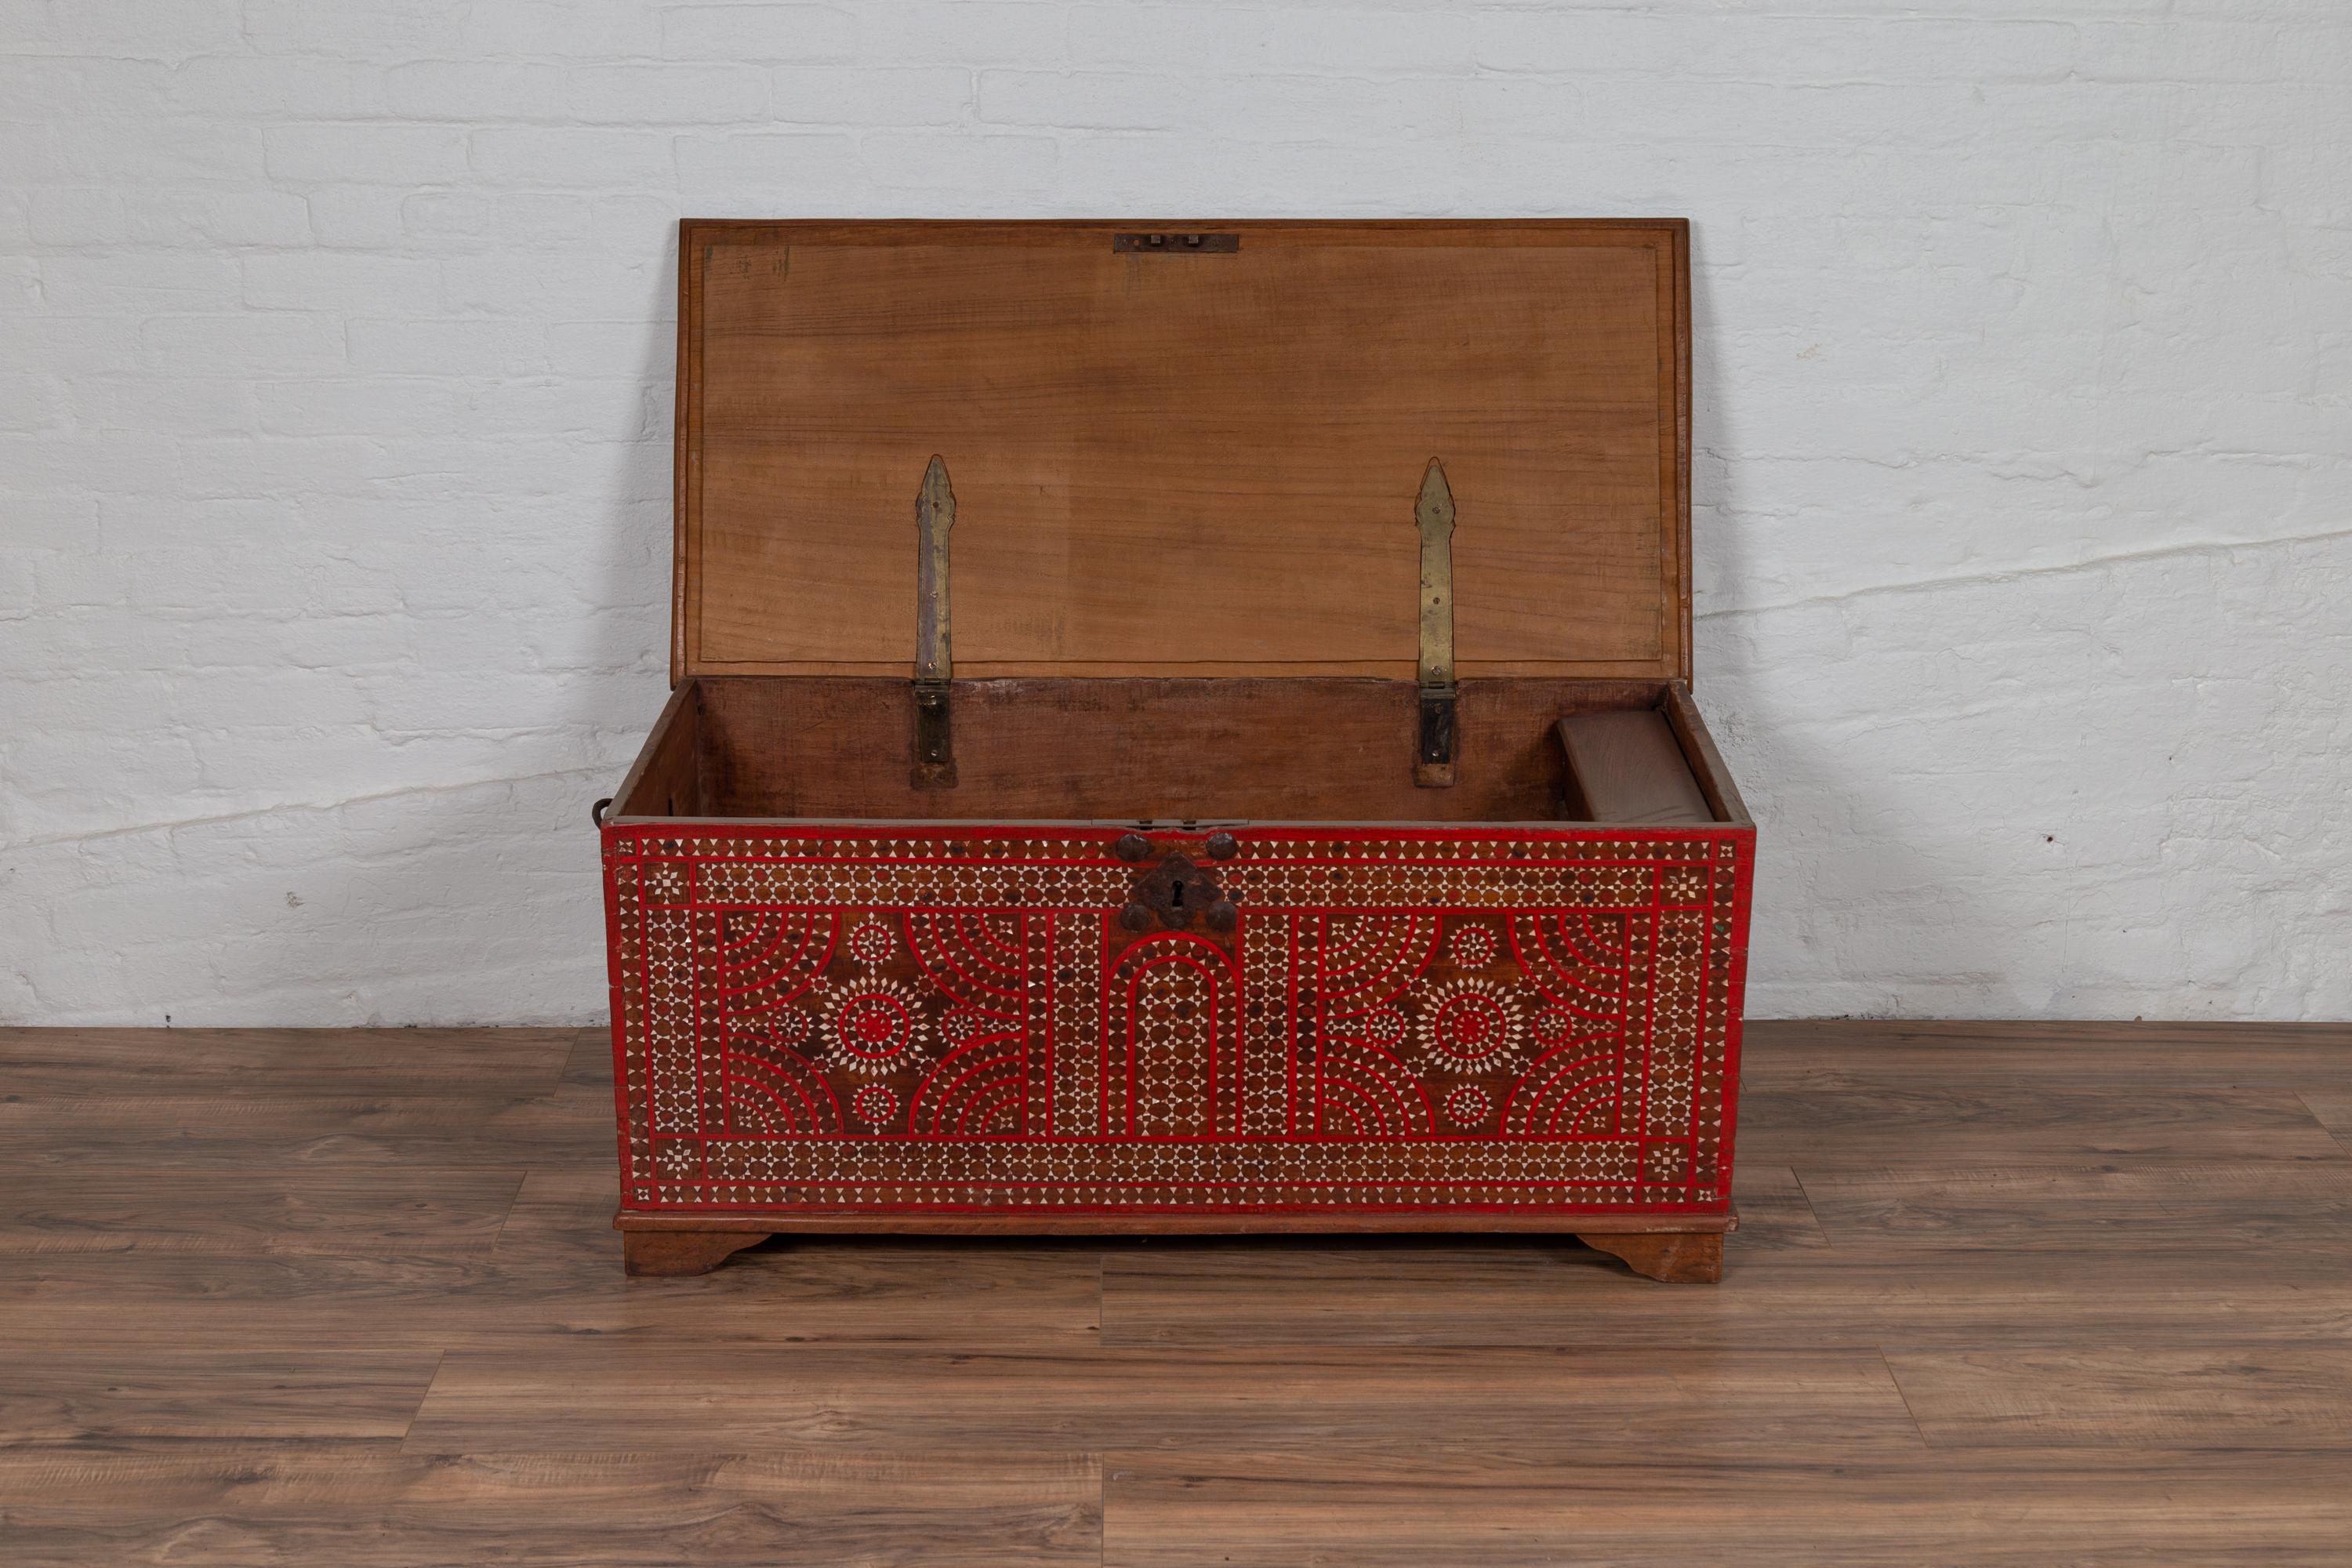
xmin=3 ymin=2 xmax=2347 ymax=1025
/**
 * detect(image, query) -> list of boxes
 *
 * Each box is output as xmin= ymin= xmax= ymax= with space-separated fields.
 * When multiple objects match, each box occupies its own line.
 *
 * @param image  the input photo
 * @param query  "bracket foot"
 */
xmin=1577 ymin=1231 xmax=1723 ymax=1283
xmin=622 ymin=1229 xmax=773 ymax=1278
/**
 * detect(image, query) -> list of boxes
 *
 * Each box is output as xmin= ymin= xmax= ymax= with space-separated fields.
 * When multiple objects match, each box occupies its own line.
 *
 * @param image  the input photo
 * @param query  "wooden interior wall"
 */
xmin=614 ymin=683 xmax=703 ymax=818
xmin=626 ymin=676 xmax=1730 ymax=825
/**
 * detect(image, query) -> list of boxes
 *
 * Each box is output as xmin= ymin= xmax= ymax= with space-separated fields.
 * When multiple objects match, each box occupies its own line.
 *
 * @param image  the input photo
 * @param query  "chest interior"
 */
xmin=615 ymin=219 xmax=1740 ymax=833
xmin=617 ymin=673 xmax=1736 ymax=827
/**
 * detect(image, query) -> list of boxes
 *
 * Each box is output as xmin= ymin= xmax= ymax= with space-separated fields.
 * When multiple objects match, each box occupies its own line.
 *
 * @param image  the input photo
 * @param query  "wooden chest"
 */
xmin=599 ymin=220 xmax=1754 ymax=1282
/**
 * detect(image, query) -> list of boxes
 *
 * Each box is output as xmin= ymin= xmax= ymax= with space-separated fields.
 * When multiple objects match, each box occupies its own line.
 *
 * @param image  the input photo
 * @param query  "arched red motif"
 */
xmin=1502 ymin=1046 xmax=1624 ymax=1138
xmin=905 ymin=910 xmax=1025 ymax=1019
xmin=1316 ymin=1039 xmax=1435 ymax=1138
xmin=719 ymin=911 xmax=837 ymax=1015
xmin=722 ymin=1036 xmax=844 ymax=1135
xmin=1321 ymin=913 xmax=1438 ymax=1018
xmin=1508 ymin=911 xmax=1629 ymax=1019
xmin=909 ymin=1028 xmax=1029 ymax=1138
xmin=1105 ymin=934 xmax=1239 ymax=1138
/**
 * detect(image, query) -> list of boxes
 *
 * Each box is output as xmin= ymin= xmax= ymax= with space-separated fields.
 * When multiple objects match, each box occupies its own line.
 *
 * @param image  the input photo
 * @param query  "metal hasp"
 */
xmin=1414 ymin=457 xmax=1458 ymax=787
xmin=912 ymin=454 xmax=956 ymax=789
xmin=1118 ymin=851 xmax=1238 ymax=936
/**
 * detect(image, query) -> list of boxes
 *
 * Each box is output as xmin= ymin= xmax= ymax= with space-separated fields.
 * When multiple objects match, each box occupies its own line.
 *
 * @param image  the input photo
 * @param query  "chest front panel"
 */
xmin=605 ymin=826 xmax=1750 ymax=1216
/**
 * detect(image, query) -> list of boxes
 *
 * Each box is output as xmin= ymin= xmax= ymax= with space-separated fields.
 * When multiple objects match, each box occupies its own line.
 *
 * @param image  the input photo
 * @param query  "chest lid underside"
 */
xmin=673 ymin=220 xmax=1692 ymax=686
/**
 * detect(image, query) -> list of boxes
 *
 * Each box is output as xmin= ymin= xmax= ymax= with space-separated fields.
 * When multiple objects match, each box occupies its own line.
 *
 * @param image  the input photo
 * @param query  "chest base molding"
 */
xmin=615 ymin=1209 xmax=1735 ymax=1283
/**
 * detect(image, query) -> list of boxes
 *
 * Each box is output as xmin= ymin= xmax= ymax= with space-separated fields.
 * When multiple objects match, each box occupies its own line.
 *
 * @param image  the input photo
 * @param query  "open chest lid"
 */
xmin=672 ymin=219 xmax=1691 ymax=686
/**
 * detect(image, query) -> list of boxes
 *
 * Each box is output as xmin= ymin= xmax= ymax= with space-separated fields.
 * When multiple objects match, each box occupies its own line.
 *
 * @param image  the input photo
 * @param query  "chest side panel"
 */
xmin=605 ymin=826 xmax=1749 ymax=1217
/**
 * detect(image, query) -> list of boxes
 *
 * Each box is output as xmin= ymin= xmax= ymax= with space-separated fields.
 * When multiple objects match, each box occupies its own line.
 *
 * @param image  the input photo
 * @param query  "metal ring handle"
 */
xmin=590 ymin=797 xmax=613 ymax=828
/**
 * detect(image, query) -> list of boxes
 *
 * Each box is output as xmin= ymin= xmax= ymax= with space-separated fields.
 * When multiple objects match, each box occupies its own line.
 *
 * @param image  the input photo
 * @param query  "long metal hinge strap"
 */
xmin=1415 ymin=456 xmax=1457 ymax=787
xmin=912 ymin=453 xmax=957 ymax=788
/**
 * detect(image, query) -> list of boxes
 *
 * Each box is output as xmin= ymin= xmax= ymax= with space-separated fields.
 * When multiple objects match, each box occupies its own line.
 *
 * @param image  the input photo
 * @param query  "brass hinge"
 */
xmin=1415 ymin=457 xmax=1457 ymax=787
xmin=912 ymin=454 xmax=956 ymax=789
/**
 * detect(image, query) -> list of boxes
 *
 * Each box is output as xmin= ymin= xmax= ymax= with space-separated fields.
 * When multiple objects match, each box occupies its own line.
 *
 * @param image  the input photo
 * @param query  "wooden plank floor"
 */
xmin=3 ymin=1021 xmax=2349 ymax=1565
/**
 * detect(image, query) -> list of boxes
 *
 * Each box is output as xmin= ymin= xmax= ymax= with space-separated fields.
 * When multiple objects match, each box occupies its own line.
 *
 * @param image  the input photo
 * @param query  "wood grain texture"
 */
xmin=1736 ymin=1080 xmax=2350 ymax=1168
xmin=1721 ymin=1161 xmax=1834 ymax=1250
xmin=1797 ymin=1163 xmax=2352 ymax=1251
xmin=2296 ymin=1086 xmax=2352 ymax=1152
xmin=1885 ymin=1345 xmax=2352 ymax=1450
xmin=5 ymin=1019 xmax=2349 ymax=1563
xmin=610 ymin=678 xmax=703 ymax=818
xmin=628 ymin=673 xmax=1751 ymax=823
xmin=0 ymin=1091 xmax=608 ymax=1169
xmin=1100 ymin=1449 xmax=2352 ymax=1567
xmin=677 ymin=220 xmax=1690 ymax=682
xmin=1 ymin=1351 xmax=448 ymax=1441
xmin=0 ymin=1168 xmax=525 ymax=1255
xmin=0 ymin=1026 xmax=575 ymax=1097
xmin=0 ymin=1445 xmax=1100 ymax=1567
xmin=403 ymin=1345 xmax=1918 ymax=1459
xmin=1097 ymin=1246 xmax=2352 ymax=1352
xmin=1737 ymin=1018 xmax=2352 ymax=1088
xmin=1661 ymin=677 xmax=1748 ymax=819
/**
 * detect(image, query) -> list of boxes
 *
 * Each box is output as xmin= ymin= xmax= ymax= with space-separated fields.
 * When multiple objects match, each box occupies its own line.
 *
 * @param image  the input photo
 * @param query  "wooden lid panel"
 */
xmin=677 ymin=220 xmax=1690 ymax=681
